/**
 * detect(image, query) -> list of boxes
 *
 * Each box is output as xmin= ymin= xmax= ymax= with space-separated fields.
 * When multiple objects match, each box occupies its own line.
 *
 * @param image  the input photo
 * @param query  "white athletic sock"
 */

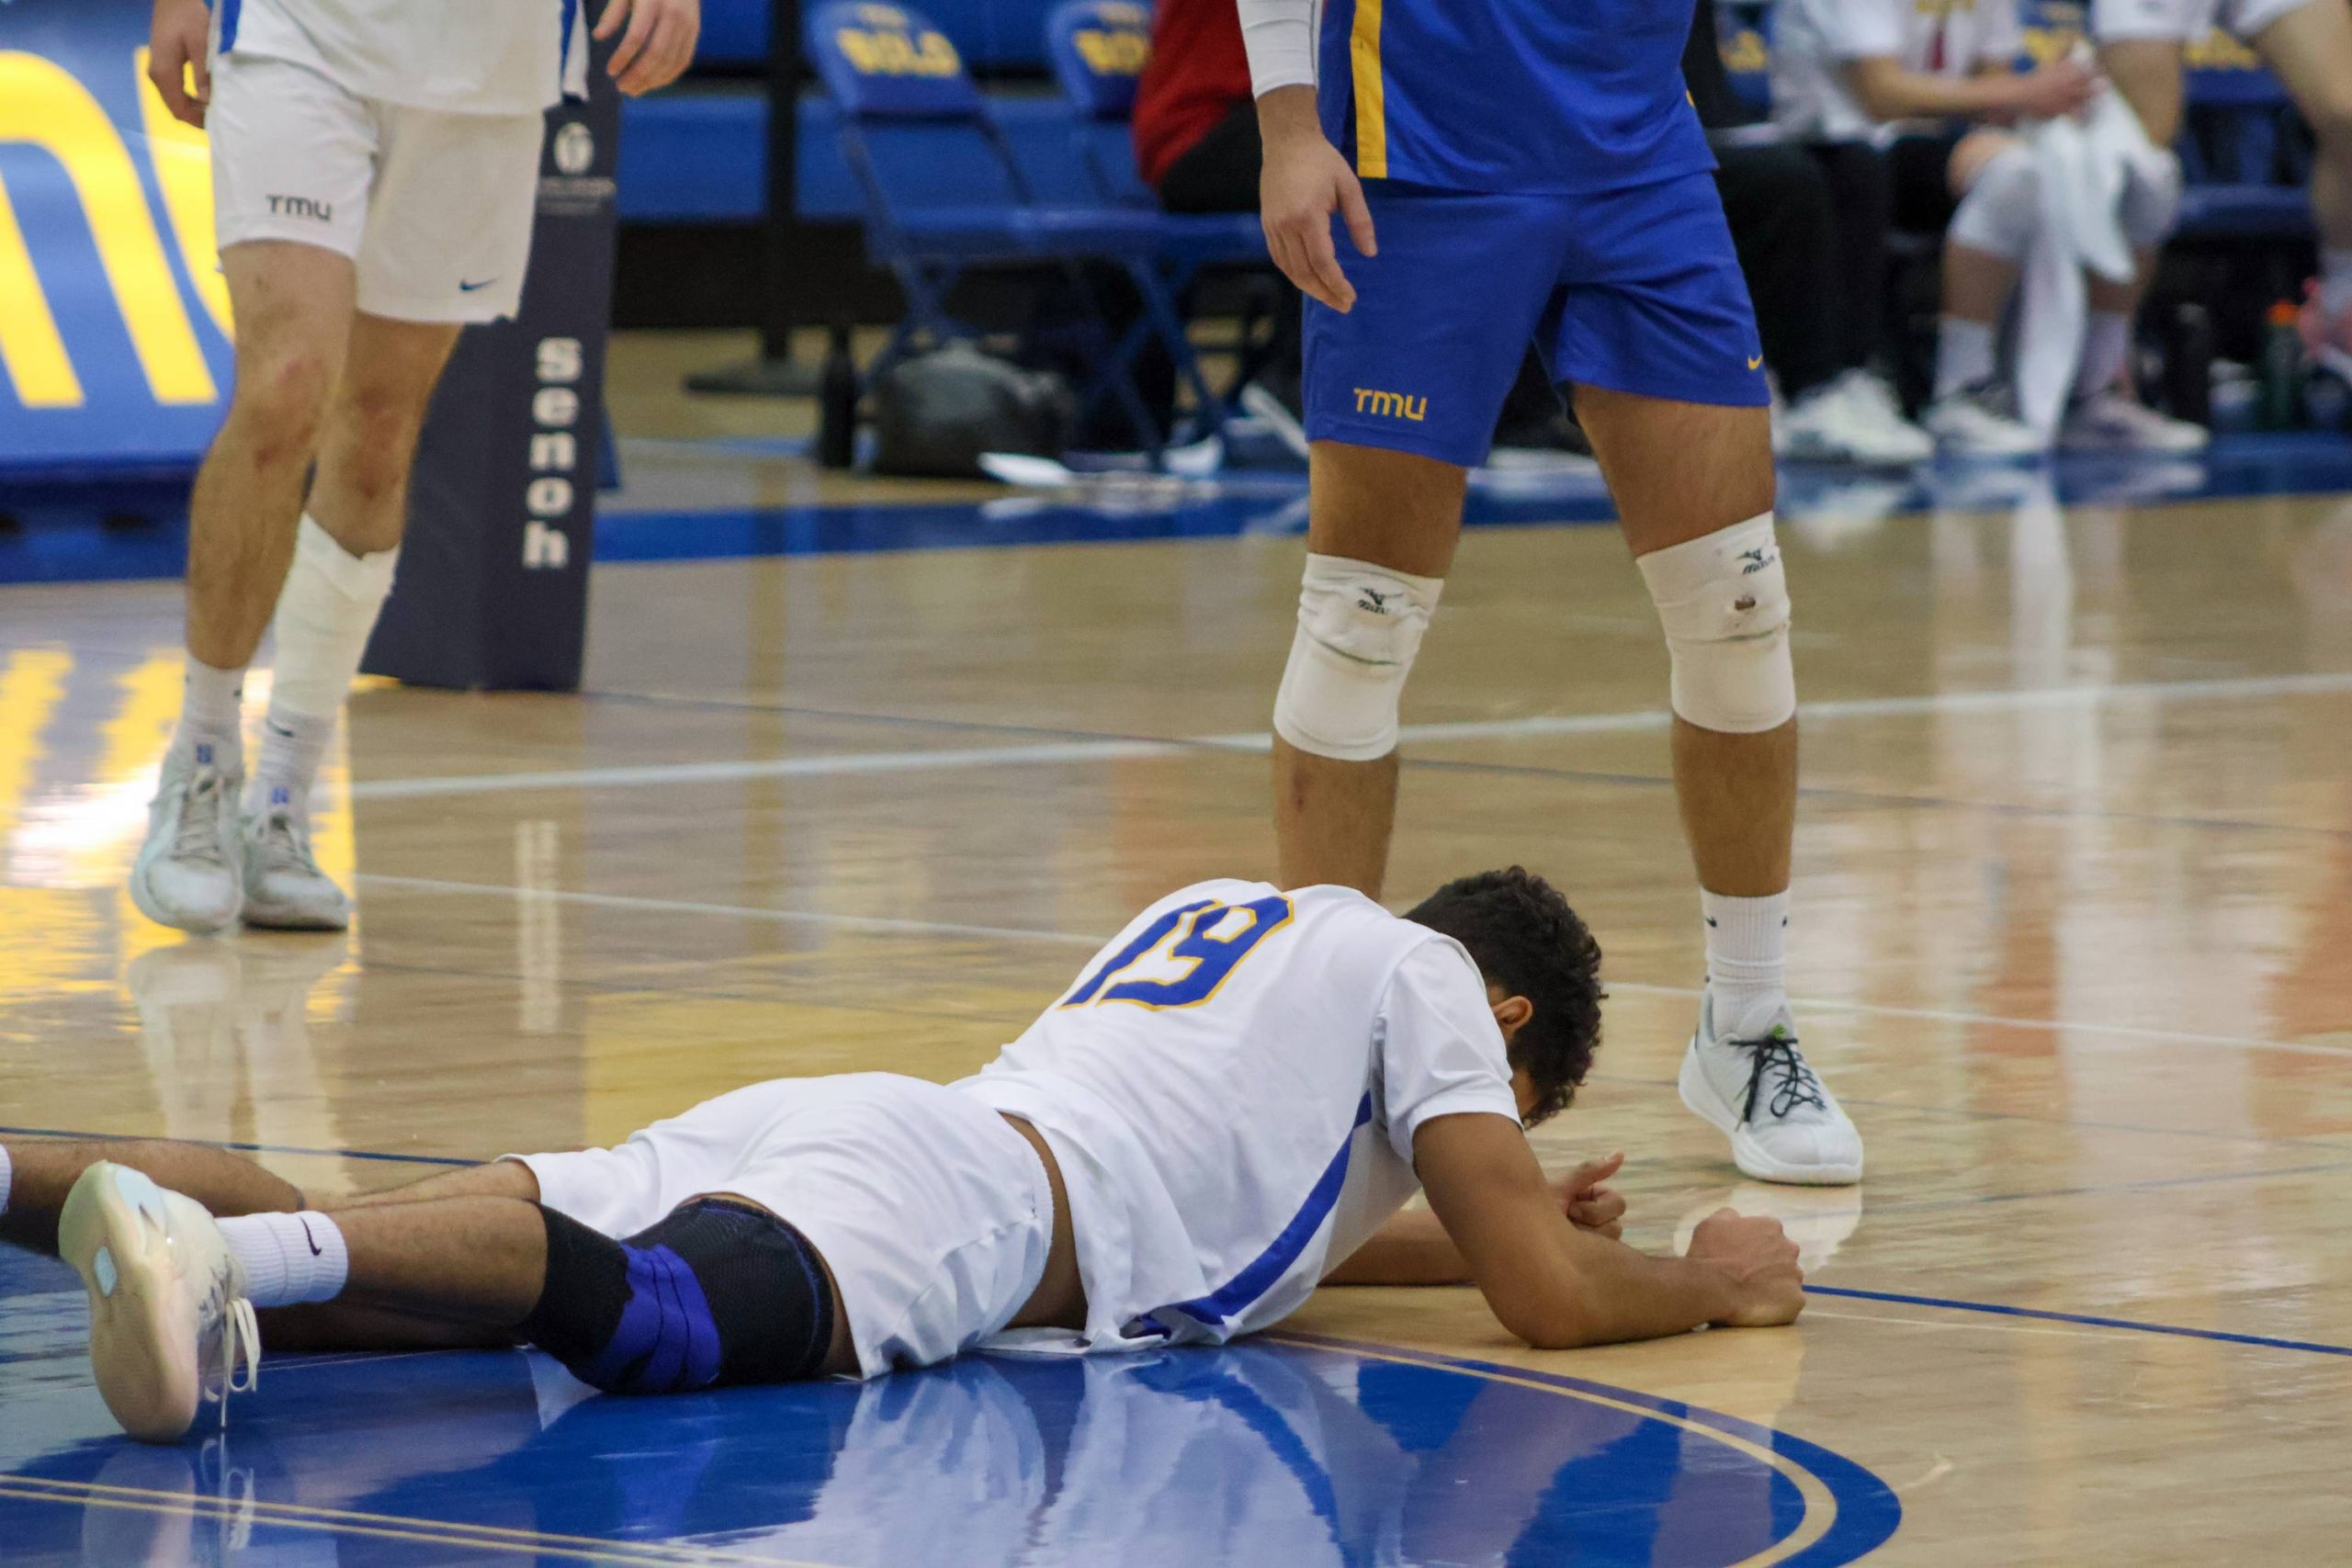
xmin=252 ymin=514 xmax=398 ymax=808
xmin=218 ymin=1212 xmax=349 ymax=1307
xmin=1934 ymin=319 xmax=1997 ymax=400
xmin=2321 ymin=248 xmax=2352 ymax=320
xmin=248 ymin=708 xmax=336 ymax=818
xmin=0 ymin=1145 xmax=13 ymax=1217
xmin=173 ymin=660 xmax=247 ymax=774
xmin=1702 ymin=889 xmax=1790 ymax=1039
xmin=2075 ymin=311 xmax=2132 ymax=399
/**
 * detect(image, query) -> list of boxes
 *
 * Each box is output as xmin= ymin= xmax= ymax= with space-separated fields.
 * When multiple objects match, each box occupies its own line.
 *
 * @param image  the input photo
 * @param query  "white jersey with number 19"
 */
xmin=956 ymin=879 xmax=1521 ymax=1354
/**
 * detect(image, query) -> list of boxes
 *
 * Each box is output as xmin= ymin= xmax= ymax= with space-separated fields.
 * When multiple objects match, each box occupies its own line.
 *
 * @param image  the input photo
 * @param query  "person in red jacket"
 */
xmin=1133 ymin=0 xmax=1260 ymax=211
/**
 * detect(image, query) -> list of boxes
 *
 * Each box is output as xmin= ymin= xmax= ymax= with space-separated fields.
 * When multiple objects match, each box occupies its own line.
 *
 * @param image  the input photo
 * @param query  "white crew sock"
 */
xmin=217 ymin=1211 xmax=350 ymax=1307
xmin=1934 ymin=319 xmax=1998 ymax=400
xmin=173 ymin=660 xmax=247 ymax=774
xmin=2075 ymin=311 xmax=2132 ymax=399
xmin=0 ymin=1145 xmax=13 ymax=1217
xmin=1702 ymin=889 xmax=1790 ymax=1038
xmin=2320 ymin=248 xmax=2352 ymax=320
xmin=250 ymin=708 xmax=337 ymax=817
xmin=246 ymin=515 xmax=398 ymax=814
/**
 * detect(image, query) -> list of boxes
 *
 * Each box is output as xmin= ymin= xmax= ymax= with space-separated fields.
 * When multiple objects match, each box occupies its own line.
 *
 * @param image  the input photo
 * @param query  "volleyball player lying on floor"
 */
xmin=0 ymin=869 xmax=1805 ymax=1441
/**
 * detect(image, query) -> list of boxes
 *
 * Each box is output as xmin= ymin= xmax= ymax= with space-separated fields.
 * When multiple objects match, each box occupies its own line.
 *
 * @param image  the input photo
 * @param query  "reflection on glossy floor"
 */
xmin=4 ymin=478 xmax=2352 ymax=1564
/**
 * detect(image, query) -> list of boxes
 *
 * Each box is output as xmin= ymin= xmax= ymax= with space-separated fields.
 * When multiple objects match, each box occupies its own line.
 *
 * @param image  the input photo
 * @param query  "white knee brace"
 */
xmin=1272 ymin=553 xmax=1443 ymax=761
xmin=2119 ymin=150 xmax=2183 ymax=248
xmin=1636 ymin=513 xmax=1795 ymax=735
xmin=1947 ymin=145 xmax=2042 ymax=262
xmin=267 ymin=514 xmax=399 ymax=719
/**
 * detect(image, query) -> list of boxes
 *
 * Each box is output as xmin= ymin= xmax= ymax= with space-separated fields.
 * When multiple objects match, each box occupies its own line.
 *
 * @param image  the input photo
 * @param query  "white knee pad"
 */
xmin=1947 ymin=145 xmax=2042 ymax=261
xmin=1272 ymin=553 xmax=1443 ymax=761
xmin=1636 ymin=513 xmax=1795 ymax=735
xmin=2119 ymin=150 xmax=2183 ymax=248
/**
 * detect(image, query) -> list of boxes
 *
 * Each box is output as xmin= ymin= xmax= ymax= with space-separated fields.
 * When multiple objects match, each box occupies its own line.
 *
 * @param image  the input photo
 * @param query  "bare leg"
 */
xmin=306 ymin=313 xmax=463 ymax=558
xmin=1935 ymin=130 xmax=2030 ymax=399
xmin=2255 ymin=0 xmax=2352 ymax=255
xmin=186 ymin=243 xmax=357 ymax=671
xmin=0 ymin=1139 xmax=310 ymax=1255
xmin=1569 ymin=388 xmax=1792 ymax=897
xmin=2100 ymin=39 xmax=2188 ymax=148
xmin=1272 ymin=442 xmax=1467 ymax=897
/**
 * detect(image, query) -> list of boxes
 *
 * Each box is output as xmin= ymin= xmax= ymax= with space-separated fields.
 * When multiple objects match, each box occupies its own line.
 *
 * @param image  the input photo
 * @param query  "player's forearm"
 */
xmin=1498 ymin=1233 xmax=1738 ymax=1349
xmin=1324 ymin=1209 xmax=1470 ymax=1286
xmin=1848 ymin=60 xmax=2023 ymax=122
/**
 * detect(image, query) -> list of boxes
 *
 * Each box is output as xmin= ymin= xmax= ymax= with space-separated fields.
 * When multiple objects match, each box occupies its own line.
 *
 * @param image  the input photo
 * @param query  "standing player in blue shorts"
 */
xmin=1241 ymin=0 xmax=1862 ymax=1184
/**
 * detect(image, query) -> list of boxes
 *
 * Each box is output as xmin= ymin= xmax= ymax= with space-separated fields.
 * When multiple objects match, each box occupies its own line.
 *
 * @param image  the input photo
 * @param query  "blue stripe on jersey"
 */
xmin=1169 ymin=1093 xmax=1375 ymax=1326
xmin=218 ymin=0 xmax=243 ymax=51
xmin=560 ymin=0 xmax=580 ymax=76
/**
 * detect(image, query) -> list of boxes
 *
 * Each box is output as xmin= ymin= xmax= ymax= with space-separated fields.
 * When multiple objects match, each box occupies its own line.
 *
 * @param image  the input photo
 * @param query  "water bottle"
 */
xmin=2257 ymin=300 xmax=2304 ymax=431
xmin=818 ymin=319 xmax=858 ymax=469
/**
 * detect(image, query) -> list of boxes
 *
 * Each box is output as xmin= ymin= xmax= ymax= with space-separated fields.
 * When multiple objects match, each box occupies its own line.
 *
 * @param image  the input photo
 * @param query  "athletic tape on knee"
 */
xmin=1947 ymin=145 xmax=2041 ymax=261
xmin=1636 ymin=513 xmax=1795 ymax=735
xmin=2119 ymin=151 xmax=2182 ymax=248
xmin=1272 ymin=553 xmax=1444 ymax=761
xmin=265 ymin=515 xmax=398 ymax=720
xmin=522 ymin=1200 xmax=834 ymax=1394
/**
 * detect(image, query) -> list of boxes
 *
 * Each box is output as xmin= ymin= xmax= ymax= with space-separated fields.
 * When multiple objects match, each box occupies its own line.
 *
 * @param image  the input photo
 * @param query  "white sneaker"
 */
xmin=59 ymin=1162 xmax=260 ymax=1442
xmin=2059 ymin=388 xmax=2211 ymax=453
xmin=240 ymin=792 xmax=350 ymax=931
xmin=130 ymin=749 xmax=245 ymax=934
xmin=1678 ymin=992 xmax=1863 ymax=1186
xmin=1922 ymin=384 xmax=2048 ymax=458
xmin=1775 ymin=373 xmax=1929 ymax=466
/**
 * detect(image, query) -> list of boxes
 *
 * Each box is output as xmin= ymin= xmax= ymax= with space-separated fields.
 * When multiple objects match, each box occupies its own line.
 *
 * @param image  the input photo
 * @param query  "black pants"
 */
xmin=1714 ymin=140 xmax=1896 ymax=401
xmin=1152 ymin=101 xmax=1303 ymax=403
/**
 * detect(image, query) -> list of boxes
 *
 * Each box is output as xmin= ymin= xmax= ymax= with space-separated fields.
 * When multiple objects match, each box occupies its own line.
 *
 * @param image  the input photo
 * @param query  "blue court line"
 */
xmin=1806 ymin=1286 xmax=2352 ymax=1358
xmin=1282 ymin=1334 xmax=1904 ymax=1568
xmin=0 ymin=1126 xmax=471 ymax=1168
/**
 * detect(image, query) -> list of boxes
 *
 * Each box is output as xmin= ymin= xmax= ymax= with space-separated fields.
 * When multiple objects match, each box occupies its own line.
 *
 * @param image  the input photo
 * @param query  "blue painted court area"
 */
xmin=0 ymin=1244 xmax=1901 ymax=1567
xmin=6 ymin=433 xmax=2352 ymax=585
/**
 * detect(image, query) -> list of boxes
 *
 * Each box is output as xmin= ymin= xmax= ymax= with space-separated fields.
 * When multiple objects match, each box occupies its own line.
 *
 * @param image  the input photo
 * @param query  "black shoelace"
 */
xmin=1740 ymin=1032 xmax=1826 ymax=1122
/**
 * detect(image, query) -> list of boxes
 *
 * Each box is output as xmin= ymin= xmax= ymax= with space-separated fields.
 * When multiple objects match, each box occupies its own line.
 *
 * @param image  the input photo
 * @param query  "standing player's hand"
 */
xmin=1686 ymin=1209 xmax=1804 ymax=1328
xmin=597 ymin=0 xmax=702 ymax=96
xmin=1256 ymin=85 xmax=1376 ymax=313
xmin=1556 ymin=1151 xmax=1626 ymax=1239
xmin=148 ymin=0 xmax=213 ymax=129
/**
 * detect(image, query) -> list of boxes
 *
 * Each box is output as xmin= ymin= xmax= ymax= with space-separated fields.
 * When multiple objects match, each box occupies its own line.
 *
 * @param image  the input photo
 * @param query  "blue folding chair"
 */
xmin=805 ymin=0 xmax=1207 ymax=449
xmin=2176 ymin=40 xmax=2312 ymax=238
xmin=1045 ymin=0 xmax=1272 ymax=438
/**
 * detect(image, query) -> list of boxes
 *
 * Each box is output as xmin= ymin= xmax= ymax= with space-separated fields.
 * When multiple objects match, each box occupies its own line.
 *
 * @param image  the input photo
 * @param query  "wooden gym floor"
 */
xmin=2 ymin=344 xmax=2350 ymax=1562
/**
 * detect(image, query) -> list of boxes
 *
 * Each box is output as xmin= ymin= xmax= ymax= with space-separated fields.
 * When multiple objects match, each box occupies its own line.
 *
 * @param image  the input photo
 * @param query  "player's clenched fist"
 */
xmin=148 ymin=0 xmax=214 ymax=128
xmin=1686 ymin=1209 xmax=1805 ymax=1328
xmin=1256 ymin=85 xmax=1377 ymax=313
xmin=598 ymin=0 xmax=703 ymax=96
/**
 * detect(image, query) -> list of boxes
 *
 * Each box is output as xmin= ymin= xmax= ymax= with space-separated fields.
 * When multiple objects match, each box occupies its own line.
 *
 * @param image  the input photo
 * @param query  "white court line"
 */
xmin=348 ymin=669 xmax=2352 ymax=802
xmin=357 ymin=875 xmax=2351 ymax=1059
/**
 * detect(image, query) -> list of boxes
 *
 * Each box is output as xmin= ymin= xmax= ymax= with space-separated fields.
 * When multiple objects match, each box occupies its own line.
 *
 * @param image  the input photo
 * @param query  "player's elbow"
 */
xmin=1846 ymin=62 xmax=1908 ymax=124
xmin=1487 ymin=1280 xmax=1606 ymax=1351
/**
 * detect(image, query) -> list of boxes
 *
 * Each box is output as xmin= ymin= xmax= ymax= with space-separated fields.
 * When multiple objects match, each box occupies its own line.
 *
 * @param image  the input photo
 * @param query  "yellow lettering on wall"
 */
xmin=0 ymin=179 xmax=83 ymax=408
xmin=0 ymin=51 xmax=216 ymax=406
xmin=135 ymin=48 xmax=231 ymax=339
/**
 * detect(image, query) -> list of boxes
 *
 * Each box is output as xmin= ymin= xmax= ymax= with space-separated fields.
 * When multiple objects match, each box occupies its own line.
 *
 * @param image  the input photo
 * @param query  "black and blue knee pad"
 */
xmin=521 ymin=1199 xmax=838 ymax=1394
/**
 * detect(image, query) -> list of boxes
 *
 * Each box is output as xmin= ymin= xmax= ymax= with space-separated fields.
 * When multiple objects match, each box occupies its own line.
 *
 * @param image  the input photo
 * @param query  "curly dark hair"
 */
xmin=1402 ymin=867 xmax=1603 ymax=1126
